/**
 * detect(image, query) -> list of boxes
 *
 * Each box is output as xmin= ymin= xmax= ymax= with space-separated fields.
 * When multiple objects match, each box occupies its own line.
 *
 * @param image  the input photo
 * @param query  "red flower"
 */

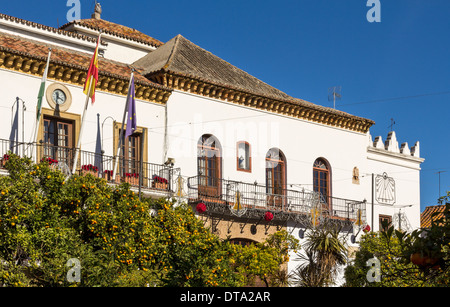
xmin=363 ymin=224 xmax=371 ymax=233
xmin=152 ymin=175 xmax=168 ymax=184
xmin=264 ymin=211 xmax=274 ymax=222
xmin=196 ymin=203 xmax=207 ymax=214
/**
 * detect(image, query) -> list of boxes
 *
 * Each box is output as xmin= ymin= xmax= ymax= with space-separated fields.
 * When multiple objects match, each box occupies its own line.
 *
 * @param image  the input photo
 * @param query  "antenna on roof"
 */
xmin=388 ymin=118 xmax=396 ymax=131
xmin=436 ymin=171 xmax=447 ymax=199
xmin=328 ymin=86 xmax=342 ymax=109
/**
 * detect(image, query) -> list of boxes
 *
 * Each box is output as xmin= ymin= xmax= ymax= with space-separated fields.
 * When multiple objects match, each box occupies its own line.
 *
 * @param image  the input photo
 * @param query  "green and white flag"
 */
xmin=36 ymin=48 xmax=52 ymax=121
xmin=32 ymin=48 xmax=52 ymax=147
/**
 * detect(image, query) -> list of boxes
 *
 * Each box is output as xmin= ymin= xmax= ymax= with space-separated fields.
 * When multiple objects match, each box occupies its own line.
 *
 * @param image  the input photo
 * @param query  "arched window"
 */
xmin=197 ymin=134 xmax=222 ymax=197
xmin=313 ymin=158 xmax=331 ymax=203
xmin=266 ymin=148 xmax=286 ymax=198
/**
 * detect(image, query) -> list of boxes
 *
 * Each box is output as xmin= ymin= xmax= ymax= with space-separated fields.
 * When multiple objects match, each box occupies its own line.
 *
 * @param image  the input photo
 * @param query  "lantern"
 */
xmin=196 ymin=202 xmax=207 ymax=214
xmin=264 ymin=211 xmax=274 ymax=222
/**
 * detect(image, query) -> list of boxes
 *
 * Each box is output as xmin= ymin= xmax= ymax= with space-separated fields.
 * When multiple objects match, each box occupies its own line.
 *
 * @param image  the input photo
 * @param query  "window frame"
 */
xmin=42 ymin=115 xmax=75 ymax=167
xmin=313 ymin=158 xmax=331 ymax=200
xmin=118 ymin=131 xmax=141 ymax=176
xmin=265 ymin=148 xmax=287 ymax=203
xmin=197 ymin=134 xmax=222 ymax=197
xmin=379 ymin=214 xmax=393 ymax=232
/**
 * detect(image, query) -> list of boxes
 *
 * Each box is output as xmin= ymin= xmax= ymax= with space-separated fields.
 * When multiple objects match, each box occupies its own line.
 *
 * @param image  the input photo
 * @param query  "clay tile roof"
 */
xmin=421 ymin=205 xmax=447 ymax=228
xmin=134 ymin=34 xmax=296 ymax=102
xmin=133 ymin=34 xmax=375 ymax=125
xmin=60 ymin=18 xmax=163 ymax=48
xmin=0 ymin=13 xmax=101 ymax=45
xmin=0 ymin=32 xmax=169 ymax=91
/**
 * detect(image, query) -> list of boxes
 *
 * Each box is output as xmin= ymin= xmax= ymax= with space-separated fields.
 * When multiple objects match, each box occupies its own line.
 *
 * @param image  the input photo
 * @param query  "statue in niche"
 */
xmin=352 ymin=167 xmax=360 ymax=185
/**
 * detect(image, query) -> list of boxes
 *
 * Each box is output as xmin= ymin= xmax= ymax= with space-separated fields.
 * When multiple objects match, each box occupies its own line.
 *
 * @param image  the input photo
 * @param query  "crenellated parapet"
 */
xmin=368 ymin=131 xmax=421 ymax=158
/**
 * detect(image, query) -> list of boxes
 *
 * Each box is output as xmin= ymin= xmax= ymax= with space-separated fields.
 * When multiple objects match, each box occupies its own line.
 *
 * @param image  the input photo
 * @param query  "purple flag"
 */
xmin=125 ymin=74 xmax=137 ymax=138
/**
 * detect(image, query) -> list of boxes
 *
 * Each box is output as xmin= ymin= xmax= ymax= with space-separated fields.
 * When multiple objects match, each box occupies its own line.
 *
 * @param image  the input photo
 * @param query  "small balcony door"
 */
xmin=197 ymin=135 xmax=222 ymax=198
xmin=43 ymin=117 xmax=74 ymax=167
xmin=266 ymin=148 xmax=286 ymax=209
xmin=119 ymin=132 xmax=141 ymax=176
xmin=313 ymin=158 xmax=332 ymax=212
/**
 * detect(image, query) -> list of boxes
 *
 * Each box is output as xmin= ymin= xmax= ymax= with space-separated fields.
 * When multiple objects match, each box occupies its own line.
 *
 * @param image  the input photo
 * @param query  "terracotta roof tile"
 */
xmin=60 ymin=19 xmax=163 ymax=48
xmin=0 ymin=13 xmax=103 ymax=45
xmin=421 ymin=205 xmax=446 ymax=228
xmin=0 ymin=32 xmax=169 ymax=91
xmin=134 ymin=34 xmax=375 ymax=125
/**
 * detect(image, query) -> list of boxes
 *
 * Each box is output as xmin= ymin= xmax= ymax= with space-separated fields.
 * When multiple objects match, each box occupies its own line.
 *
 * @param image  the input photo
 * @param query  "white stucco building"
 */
xmin=0 ymin=5 xmax=424 ymax=280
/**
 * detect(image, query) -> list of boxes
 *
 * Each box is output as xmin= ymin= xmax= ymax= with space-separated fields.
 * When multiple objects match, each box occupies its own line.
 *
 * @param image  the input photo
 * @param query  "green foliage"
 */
xmin=344 ymin=231 xmax=425 ymax=287
xmin=232 ymin=230 xmax=300 ymax=287
xmin=344 ymin=196 xmax=450 ymax=287
xmin=291 ymin=225 xmax=348 ymax=287
xmin=0 ymin=154 xmax=298 ymax=287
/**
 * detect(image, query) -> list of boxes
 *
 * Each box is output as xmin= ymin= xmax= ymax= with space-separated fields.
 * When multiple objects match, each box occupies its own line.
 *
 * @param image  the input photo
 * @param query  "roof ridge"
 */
xmin=164 ymin=34 xmax=182 ymax=70
xmin=60 ymin=18 xmax=163 ymax=47
xmin=167 ymin=34 xmax=293 ymax=98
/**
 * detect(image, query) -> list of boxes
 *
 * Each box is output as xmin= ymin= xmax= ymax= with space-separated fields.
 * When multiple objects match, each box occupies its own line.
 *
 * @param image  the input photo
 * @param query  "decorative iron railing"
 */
xmin=187 ymin=175 xmax=366 ymax=225
xmin=0 ymin=139 xmax=180 ymax=194
xmin=0 ymin=139 xmax=367 ymax=225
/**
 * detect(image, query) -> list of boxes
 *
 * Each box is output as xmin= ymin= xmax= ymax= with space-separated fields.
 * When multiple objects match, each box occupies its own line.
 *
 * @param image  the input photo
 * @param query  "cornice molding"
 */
xmin=150 ymin=72 xmax=374 ymax=133
xmin=0 ymin=50 xmax=171 ymax=104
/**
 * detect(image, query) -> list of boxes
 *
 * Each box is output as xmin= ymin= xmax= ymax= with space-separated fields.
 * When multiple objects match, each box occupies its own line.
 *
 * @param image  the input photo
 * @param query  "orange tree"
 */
xmin=344 ymin=199 xmax=450 ymax=287
xmin=0 ymin=154 xmax=298 ymax=287
xmin=232 ymin=230 xmax=299 ymax=287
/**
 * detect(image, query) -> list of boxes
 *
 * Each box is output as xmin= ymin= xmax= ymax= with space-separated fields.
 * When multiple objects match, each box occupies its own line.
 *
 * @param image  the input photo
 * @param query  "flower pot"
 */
xmin=125 ymin=176 xmax=139 ymax=186
xmin=410 ymin=253 xmax=440 ymax=268
xmin=103 ymin=171 xmax=113 ymax=181
xmin=152 ymin=182 xmax=168 ymax=190
xmin=80 ymin=169 xmax=98 ymax=177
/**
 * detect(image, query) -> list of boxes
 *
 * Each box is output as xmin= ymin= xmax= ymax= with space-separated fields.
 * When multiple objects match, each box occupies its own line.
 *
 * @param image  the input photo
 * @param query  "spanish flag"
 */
xmin=83 ymin=34 xmax=100 ymax=103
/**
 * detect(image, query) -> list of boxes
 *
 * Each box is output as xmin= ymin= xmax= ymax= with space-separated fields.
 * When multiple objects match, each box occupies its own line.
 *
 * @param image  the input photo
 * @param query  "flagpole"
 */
xmin=32 ymin=47 xmax=52 ymax=163
xmin=112 ymin=69 xmax=134 ymax=182
xmin=71 ymin=32 xmax=101 ymax=175
xmin=71 ymin=78 xmax=94 ymax=175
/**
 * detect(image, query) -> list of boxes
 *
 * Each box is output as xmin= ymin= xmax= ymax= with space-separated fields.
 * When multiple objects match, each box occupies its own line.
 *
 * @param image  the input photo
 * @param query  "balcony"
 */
xmin=187 ymin=175 xmax=366 ymax=228
xmin=0 ymin=139 xmax=181 ymax=198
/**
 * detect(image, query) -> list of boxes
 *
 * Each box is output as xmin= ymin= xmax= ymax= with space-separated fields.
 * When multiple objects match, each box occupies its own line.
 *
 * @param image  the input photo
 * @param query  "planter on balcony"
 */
xmin=41 ymin=157 xmax=59 ymax=170
xmin=152 ymin=175 xmax=168 ymax=190
xmin=80 ymin=164 xmax=99 ymax=177
xmin=1 ymin=154 xmax=9 ymax=168
xmin=103 ymin=170 xmax=114 ymax=182
xmin=124 ymin=173 xmax=140 ymax=186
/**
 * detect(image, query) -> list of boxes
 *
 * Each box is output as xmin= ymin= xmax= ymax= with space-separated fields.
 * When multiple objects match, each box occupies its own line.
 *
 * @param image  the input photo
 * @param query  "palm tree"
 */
xmin=291 ymin=225 xmax=348 ymax=287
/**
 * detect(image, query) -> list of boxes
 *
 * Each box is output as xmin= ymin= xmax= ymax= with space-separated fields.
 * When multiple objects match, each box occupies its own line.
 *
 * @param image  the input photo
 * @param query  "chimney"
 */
xmin=91 ymin=2 xmax=102 ymax=20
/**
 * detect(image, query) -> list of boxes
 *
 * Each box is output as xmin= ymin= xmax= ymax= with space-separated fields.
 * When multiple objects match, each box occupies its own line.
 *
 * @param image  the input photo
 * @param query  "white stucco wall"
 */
xmin=0 ymin=67 xmax=166 ymax=165
xmin=166 ymin=90 xmax=376 ymax=202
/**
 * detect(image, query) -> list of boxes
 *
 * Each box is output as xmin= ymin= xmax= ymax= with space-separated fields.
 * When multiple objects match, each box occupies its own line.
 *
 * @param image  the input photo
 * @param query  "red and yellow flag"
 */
xmin=83 ymin=35 xmax=100 ymax=103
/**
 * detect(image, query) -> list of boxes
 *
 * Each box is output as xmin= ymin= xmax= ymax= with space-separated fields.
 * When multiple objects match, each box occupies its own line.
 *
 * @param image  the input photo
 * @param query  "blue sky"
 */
xmin=2 ymin=0 xmax=450 ymax=211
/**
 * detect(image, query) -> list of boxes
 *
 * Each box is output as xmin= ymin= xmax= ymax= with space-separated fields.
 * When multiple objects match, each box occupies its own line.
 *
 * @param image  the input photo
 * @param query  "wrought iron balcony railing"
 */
xmin=187 ymin=175 xmax=366 ymax=226
xmin=0 ymin=139 xmax=180 ymax=195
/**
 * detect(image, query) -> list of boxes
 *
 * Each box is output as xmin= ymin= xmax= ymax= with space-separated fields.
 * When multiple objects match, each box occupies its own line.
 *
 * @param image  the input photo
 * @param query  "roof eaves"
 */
xmin=62 ymin=19 xmax=163 ymax=48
